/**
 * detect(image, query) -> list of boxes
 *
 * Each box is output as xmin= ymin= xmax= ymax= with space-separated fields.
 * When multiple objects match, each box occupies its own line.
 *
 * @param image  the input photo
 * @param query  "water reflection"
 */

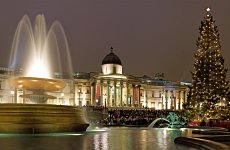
xmin=0 ymin=127 xmax=195 ymax=150
xmin=94 ymin=132 xmax=108 ymax=150
xmin=89 ymin=127 xmax=195 ymax=150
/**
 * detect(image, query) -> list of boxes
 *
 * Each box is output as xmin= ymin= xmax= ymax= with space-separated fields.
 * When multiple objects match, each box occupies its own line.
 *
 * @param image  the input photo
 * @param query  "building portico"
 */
xmin=92 ymin=74 xmax=141 ymax=107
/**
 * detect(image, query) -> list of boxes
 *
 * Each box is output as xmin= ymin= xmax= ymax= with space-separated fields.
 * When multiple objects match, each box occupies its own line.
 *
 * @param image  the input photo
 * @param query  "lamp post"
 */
xmin=96 ymin=99 xmax=98 ymax=106
xmin=161 ymin=96 xmax=163 ymax=110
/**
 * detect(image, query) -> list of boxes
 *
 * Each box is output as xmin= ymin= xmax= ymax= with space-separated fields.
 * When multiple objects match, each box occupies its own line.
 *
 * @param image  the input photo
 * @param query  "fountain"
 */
xmin=7 ymin=14 xmax=73 ymax=104
xmin=9 ymin=77 xmax=66 ymax=103
xmin=0 ymin=14 xmax=89 ymax=133
xmin=148 ymin=112 xmax=186 ymax=128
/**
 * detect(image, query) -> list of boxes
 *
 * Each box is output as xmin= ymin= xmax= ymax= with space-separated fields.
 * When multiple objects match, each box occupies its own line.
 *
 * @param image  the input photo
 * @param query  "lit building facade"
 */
xmin=0 ymin=47 xmax=190 ymax=110
xmin=74 ymin=47 xmax=190 ymax=110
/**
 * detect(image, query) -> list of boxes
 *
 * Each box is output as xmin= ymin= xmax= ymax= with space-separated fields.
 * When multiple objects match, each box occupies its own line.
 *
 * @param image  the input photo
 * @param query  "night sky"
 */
xmin=0 ymin=0 xmax=230 ymax=82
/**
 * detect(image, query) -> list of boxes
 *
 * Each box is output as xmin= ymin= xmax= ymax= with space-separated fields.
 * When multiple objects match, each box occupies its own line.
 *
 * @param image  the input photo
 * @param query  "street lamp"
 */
xmin=96 ymin=99 xmax=98 ymax=106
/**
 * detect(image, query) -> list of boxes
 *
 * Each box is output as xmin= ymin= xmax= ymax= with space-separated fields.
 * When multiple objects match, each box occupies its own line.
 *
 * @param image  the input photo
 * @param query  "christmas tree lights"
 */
xmin=184 ymin=8 xmax=230 ymax=121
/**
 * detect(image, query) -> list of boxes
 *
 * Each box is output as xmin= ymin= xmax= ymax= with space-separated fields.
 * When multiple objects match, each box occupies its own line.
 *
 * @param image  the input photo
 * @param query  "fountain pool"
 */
xmin=0 ymin=126 xmax=196 ymax=150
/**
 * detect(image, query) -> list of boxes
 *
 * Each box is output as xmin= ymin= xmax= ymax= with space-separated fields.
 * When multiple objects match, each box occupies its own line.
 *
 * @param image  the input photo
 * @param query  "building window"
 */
xmin=86 ymin=88 xmax=90 ymax=94
xmin=151 ymin=102 xmax=155 ymax=108
xmin=158 ymin=102 xmax=162 ymax=109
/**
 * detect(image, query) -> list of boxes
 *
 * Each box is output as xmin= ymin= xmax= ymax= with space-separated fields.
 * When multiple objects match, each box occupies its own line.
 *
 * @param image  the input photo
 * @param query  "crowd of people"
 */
xmin=99 ymin=109 xmax=183 ymax=126
xmin=84 ymin=106 xmax=229 ymax=129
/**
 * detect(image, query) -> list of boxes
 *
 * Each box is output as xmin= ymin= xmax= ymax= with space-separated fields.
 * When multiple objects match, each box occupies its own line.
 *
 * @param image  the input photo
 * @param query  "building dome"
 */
xmin=101 ymin=47 xmax=123 ymax=75
xmin=102 ymin=47 xmax=122 ymax=65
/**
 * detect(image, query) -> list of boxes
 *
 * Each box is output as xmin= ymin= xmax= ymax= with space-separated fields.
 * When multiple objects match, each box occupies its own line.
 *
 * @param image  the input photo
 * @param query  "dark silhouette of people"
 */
xmin=209 ymin=119 xmax=213 ymax=127
xmin=200 ymin=120 xmax=206 ymax=126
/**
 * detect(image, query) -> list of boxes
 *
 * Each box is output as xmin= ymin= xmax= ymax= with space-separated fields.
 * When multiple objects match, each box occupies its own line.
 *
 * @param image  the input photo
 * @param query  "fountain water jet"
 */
xmin=9 ymin=14 xmax=73 ymax=78
xmin=148 ymin=112 xmax=186 ymax=129
xmin=7 ymin=14 xmax=74 ymax=103
xmin=0 ymin=14 xmax=88 ymax=133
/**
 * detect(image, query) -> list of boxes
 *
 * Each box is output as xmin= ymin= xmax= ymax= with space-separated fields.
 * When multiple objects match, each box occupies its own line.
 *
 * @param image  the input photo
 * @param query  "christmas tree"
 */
xmin=185 ymin=8 xmax=229 ymax=121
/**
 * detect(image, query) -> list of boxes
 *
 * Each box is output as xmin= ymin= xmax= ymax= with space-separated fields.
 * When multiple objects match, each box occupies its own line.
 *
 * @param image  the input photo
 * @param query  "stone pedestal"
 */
xmin=0 ymin=104 xmax=89 ymax=134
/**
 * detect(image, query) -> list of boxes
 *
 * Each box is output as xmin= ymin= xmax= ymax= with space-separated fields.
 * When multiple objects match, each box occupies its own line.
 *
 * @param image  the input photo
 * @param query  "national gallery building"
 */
xmin=0 ymin=47 xmax=190 ymax=110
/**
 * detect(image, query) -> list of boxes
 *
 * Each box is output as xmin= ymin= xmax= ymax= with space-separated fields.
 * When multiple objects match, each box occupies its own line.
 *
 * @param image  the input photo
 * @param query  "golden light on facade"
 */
xmin=102 ymin=75 xmax=127 ymax=79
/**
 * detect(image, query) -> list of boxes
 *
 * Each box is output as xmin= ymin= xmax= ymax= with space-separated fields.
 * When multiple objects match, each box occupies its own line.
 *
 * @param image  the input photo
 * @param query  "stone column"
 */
xmin=75 ymin=84 xmax=79 ymax=106
xmin=23 ymin=90 xmax=25 ymax=103
xmin=170 ymin=91 xmax=173 ymax=110
xmin=138 ymin=85 xmax=141 ymax=107
xmin=81 ymin=85 xmax=85 ymax=106
xmin=178 ymin=91 xmax=181 ymax=110
xmin=126 ymin=82 xmax=128 ymax=106
xmin=181 ymin=91 xmax=185 ymax=103
xmin=128 ymin=83 xmax=131 ymax=106
xmin=165 ymin=90 xmax=168 ymax=110
xmin=174 ymin=91 xmax=176 ymax=110
xmin=107 ymin=81 xmax=110 ymax=107
xmin=102 ymin=80 xmax=107 ymax=107
xmin=114 ymin=81 xmax=117 ymax=106
xmin=120 ymin=82 xmax=123 ymax=106
xmin=184 ymin=91 xmax=187 ymax=103
xmin=132 ymin=84 xmax=135 ymax=106
xmin=100 ymin=80 xmax=103 ymax=106
xmin=94 ymin=82 xmax=97 ymax=105
xmin=161 ymin=90 xmax=164 ymax=110
xmin=144 ymin=89 xmax=146 ymax=107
